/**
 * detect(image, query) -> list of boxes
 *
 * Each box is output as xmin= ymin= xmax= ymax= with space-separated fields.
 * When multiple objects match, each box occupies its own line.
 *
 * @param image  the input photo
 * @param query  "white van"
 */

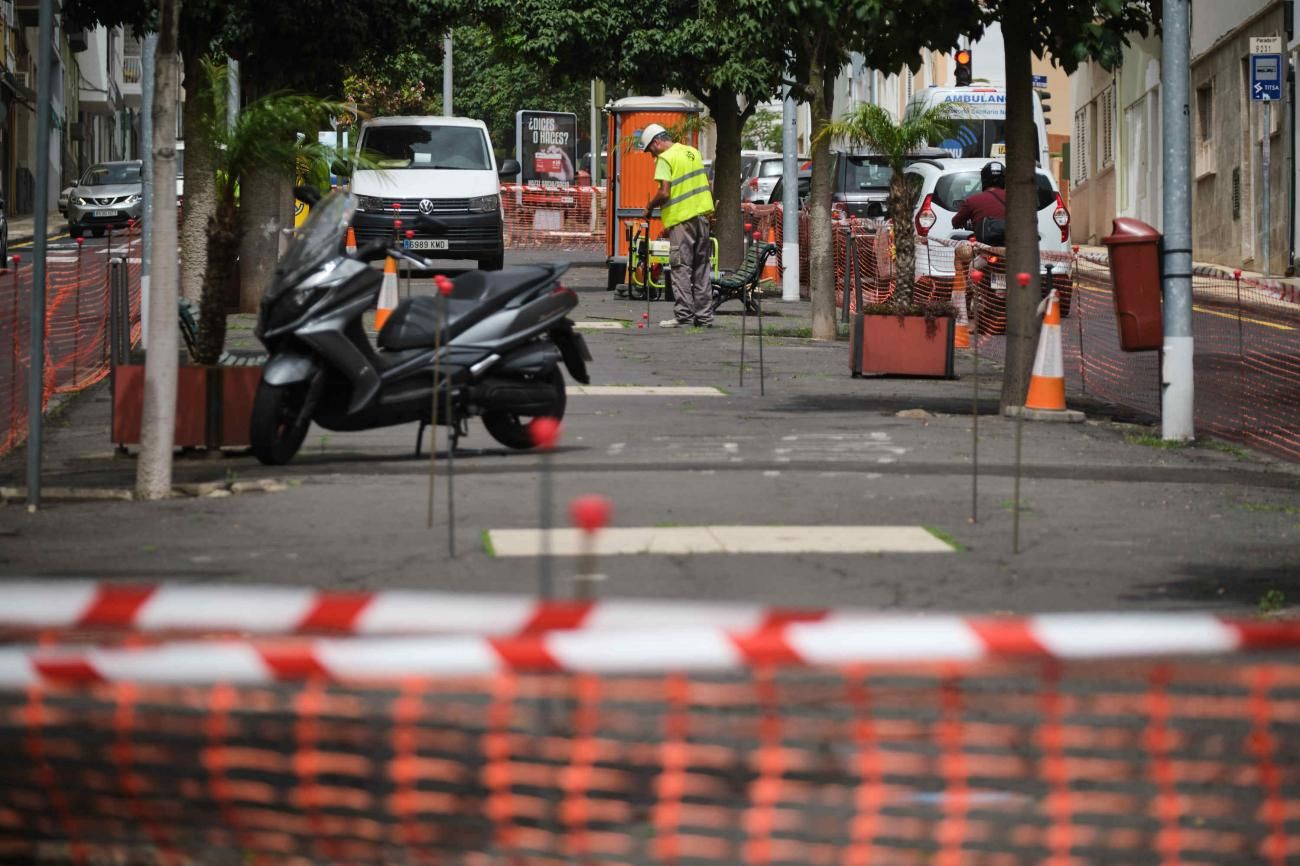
xmin=349 ymin=116 xmax=520 ymax=270
xmin=906 ymin=86 xmax=1049 ymax=168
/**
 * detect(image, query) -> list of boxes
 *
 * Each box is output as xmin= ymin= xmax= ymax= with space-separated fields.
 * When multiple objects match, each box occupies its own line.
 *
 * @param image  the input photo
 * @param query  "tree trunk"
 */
xmin=238 ymin=164 xmax=286 ymax=312
xmin=889 ymin=173 xmax=915 ymax=307
xmin=179 ymin=56 xmax=216 ymax=304
xmin=196 ymin=199 xmax=238 ymax=365
xmin=709 ymin=90 xmax=744 ymax=272
xmin=1000 ymin=2 xmax=1043 ymax=411
xmin=136 ymin=0 xmax=180 ymax=500
xmin=808 ymin=52 xmax=837 ymax=340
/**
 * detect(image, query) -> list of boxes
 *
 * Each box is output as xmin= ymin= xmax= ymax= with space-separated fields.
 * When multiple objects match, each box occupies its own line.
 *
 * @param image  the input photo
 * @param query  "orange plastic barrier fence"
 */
xmin=0 ymin=234 xmax=143 ymax=456
xmin=3 ymin=660 xmax=1299 ymax=865
xmin=502 ymin=184 xmax=607 ymax=252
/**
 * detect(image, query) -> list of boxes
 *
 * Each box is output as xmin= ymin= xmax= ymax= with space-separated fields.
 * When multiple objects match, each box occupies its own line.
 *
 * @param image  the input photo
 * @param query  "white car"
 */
xmin=905 ymin=156 xmax=1072 ymax=319
xmin=739 ymin=152 xmax=783 ymax=204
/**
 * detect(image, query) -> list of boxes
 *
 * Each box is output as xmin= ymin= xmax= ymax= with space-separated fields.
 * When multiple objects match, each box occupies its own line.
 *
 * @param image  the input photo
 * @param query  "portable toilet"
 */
xmin=605 ymin=95 xmax=704 ymax=292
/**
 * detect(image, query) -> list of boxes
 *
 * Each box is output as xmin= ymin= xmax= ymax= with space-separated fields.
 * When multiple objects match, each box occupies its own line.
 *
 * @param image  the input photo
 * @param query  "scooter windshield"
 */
xmin=271 ymin=190 xmax=356 ymax=298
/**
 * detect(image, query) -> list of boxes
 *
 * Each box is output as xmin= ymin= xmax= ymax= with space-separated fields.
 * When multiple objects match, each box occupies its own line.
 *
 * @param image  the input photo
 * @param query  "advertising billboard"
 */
xmin=515 ymin=110 xmax=578 ymax=186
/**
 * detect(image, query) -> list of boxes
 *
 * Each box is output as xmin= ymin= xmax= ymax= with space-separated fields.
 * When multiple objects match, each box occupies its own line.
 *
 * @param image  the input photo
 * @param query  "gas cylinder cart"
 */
xmin=625 ymin=220 xmax=718 ymax=301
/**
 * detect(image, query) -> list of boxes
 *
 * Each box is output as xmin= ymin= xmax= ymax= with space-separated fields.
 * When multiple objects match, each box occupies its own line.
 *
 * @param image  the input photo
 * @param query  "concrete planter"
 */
xmin=112 ymin=364 xmax=263 ymax=448
xmin=849 ymin=313 xmax=955 ymax=379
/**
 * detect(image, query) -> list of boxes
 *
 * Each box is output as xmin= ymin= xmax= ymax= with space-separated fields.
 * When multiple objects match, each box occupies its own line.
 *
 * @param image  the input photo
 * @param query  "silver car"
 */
xmin=67 ymin=161 xmax=143 ymax=237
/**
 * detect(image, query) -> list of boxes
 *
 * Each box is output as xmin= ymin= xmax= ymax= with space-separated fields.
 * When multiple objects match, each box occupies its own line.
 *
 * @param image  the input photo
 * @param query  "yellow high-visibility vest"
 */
xmin=656 ymin=143 xmax=714 ymax=228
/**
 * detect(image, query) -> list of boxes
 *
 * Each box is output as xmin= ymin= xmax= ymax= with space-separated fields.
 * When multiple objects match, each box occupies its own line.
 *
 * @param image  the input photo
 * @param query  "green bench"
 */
xmin=178 ymin=299 xmax=267 ymax=367
xmin=711 ymin=241 xmax=777 ymax=314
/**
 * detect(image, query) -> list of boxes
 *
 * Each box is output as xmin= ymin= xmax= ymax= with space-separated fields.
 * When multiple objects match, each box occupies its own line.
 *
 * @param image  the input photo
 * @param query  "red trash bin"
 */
xmin=1102 ymin=217 xmax=1163 ymax=352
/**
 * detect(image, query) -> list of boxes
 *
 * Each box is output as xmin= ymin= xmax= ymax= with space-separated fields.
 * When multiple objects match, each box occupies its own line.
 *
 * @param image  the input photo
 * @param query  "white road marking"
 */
xmin=570 ymin=385 xmax=725 ymax=397
xmin=487 ymin=526 xmax=954 ymax=557
xmin=573 ymin=321 xmax=625 ymax=330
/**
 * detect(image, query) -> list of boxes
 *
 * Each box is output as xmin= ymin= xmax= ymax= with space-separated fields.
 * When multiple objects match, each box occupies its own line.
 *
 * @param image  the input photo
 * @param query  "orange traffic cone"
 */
xmin=1024 ymin=289 xmax=1066 ymax=411
xmin=760 ymin=225 xmax=780 ymax=284
xmin=375 ymin=256 xmax=399 ymax=330
xmin=345 ymin=225 xmax=357 ymax=256
xmin=951 ymin=246 xmax=972 ymax=349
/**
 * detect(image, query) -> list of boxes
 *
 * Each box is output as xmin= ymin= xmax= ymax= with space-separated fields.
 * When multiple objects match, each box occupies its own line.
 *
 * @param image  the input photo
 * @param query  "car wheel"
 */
xmin=478 ymin=253 xmax=504 ymax=271
xmin=250 ymin=380 xmax=312 ymax=466
xmin=91 ymin=227 xmax=106 ymax=238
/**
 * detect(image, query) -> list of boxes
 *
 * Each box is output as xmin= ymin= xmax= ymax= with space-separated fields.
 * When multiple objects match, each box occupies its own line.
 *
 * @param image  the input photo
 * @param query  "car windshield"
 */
xmin=81 ymin=163 xmax=141 ymax=186
xmin=932 ymin=170 xmax=1057 ymax=211
xmin=845 ymin=156 xmax=892 ymax=190
xmin=361 ymin=125 xmax=492 ymax=170
xmin=271 ymin=190 xmax=355 ymax=297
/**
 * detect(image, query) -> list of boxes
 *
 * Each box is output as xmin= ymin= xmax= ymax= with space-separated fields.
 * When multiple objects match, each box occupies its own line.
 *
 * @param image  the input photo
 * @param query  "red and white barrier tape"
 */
xmin=0 ymin=581 xmax=841 ymax=636
xmin=0 ymin=614 xmax=1297 ymax=686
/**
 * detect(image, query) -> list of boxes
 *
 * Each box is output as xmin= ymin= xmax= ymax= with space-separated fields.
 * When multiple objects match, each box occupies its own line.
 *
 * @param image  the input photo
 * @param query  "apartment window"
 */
xmin=1197 ymin=81 xmax=1214 ymax=142
xmin=1073 ymin=106 xmax=1089 ymax=185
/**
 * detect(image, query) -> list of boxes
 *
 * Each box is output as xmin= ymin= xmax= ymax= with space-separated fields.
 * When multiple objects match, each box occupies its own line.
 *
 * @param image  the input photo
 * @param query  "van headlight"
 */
xmin=468 ymin=194 xmax=499 ymax=213
xmin=354 ymin=195 xmax=383 ymax=211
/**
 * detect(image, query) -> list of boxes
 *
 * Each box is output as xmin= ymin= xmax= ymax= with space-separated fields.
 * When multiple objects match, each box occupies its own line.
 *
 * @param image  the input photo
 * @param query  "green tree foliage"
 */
xmin=820 ymin=102 xmax=958 ymax=308
xmin=742 ymin=109 xmax=783 ymax=152
xmin=976 ymin=0 xmax=1157 ymax=410
xmin=344 ymin=50 xmax=441 ymax=117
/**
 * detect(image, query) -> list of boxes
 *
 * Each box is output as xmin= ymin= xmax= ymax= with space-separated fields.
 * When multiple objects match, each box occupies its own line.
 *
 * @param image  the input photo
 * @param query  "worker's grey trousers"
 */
xmin=668 ymin=215 xmax=713 ymax=325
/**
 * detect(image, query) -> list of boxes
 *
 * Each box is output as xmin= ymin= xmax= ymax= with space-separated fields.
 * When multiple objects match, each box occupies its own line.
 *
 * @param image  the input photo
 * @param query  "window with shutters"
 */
xmin=1073 ymin=106 xmax=1089 ymax=185
xmin=1101 ymin=87 xmax=1115 ymax=169
xmin=1195 ymin=79 xmax=1216 ymax=177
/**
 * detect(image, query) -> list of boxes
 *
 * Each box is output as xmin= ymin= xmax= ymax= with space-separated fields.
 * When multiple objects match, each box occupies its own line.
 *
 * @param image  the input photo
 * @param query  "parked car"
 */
xmin=904 ymin=156 xmax=1072 ymax=320
xmin=768 ymin=164 xmax=813 ymax=209
xmin=832 ymin=152 xmax=892 ymax=220
xmin=740 ymin=152 xmax=785 ymax=204
xmin=66 ymin=161 xmax=144 ymax=238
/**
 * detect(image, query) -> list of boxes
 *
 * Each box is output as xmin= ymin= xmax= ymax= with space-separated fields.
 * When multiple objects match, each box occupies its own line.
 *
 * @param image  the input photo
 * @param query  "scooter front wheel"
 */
xmin=250 ymin=380 xmax=312 ymax=465
xmin=482 ymin=368 xmax=567 ymax=450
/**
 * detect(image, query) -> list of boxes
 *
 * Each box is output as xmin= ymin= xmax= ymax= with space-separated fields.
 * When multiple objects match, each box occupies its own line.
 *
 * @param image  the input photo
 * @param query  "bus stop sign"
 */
xmin=1251 ymin=53 xmax=1282 ymax=101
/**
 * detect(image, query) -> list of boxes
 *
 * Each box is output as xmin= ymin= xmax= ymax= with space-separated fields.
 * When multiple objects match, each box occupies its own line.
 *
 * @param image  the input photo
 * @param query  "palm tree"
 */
xmin=819 ymin=102 xmax=959 ymax=309
xmin=191 ymin=58 xmax=348 ymax=365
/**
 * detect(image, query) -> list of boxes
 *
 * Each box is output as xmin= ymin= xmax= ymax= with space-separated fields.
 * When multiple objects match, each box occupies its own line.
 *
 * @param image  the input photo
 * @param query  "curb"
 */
xmin=1003 ymin=405 xmax=1086 ymax=423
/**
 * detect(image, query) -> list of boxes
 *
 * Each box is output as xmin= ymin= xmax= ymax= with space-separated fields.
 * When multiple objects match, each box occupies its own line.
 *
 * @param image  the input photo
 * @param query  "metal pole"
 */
xmin=1263 ymin=100 xmax=1272 ymax=277
xmin=226 ymin=58 xmax=239 ymax=135
xmin=26 ymin=0 xmax=55 ymax=511
xmin=590 ymin=80 xmax=599 ymax=182
xmin=442 ymin=31 xmax=453 ymax=117
xmin=1161 ymin=0 xmax=1195 ymax=441
xmin=781 ymin=85 xmax=800 ymax=301
xmin=139 ymin=34 xmax=156 ymax=349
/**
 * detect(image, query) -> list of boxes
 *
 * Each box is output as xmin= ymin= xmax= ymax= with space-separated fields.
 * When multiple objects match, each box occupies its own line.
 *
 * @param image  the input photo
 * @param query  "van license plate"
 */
xmin=405 ymin=239 xmax=449 ymax=251
xmin=93 ymin=209 xmax=119 ymax=218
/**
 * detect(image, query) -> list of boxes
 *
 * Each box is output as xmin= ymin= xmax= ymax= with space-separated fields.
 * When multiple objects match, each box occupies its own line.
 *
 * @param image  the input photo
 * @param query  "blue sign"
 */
xmin=1031 ymin=74 xmax=1048 ymax=88
xmin=1251 ymin=53 xmax=1282 ymax=101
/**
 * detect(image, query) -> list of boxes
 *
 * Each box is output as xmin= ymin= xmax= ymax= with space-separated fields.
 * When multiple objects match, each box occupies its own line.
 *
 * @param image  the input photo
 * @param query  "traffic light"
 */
xmin=954 ymin=49 xmax=972 ymax=86
xmin=1036 ymin=88 xmax=1052 ymax=126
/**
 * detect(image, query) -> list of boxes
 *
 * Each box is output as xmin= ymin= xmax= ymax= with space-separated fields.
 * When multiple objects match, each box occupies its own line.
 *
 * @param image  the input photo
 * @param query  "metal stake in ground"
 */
xmin=1013 ymin=271 xmax=1031 ymax=554
xmin=755 ymin=231 xmax=766 ymax=396
xmin=1073 ymin=246 xmax=1087 ymax=395
xmin=404 ymin=231 xmax=415 ymax=298
xmin=529 ymin=417 xmax=563 ymax=599
xmin=426 ymin=274 xmax=450 ymax=530
xmin=570 ymin=494 xmax=612 ymax=599
xmin=439 ymin=275 xmax=457 ymax=558
xmin=969 ymin=263 xmax=982 ymax=525
xmin=1234 ymin=268 xmax=1244 ymax=432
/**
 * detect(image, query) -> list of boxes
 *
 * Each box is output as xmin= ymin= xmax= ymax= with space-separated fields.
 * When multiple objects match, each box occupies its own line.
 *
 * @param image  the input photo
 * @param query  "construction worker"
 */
xmin=640 ymin=123 xmax=716 ymax=328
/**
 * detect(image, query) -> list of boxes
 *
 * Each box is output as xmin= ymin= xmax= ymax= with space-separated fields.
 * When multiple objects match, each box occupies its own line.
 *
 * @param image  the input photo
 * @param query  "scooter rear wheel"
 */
xmin=482 ymin=368 xmax=567 ymax=450
xmin=250 ymin=380 xmax=312 ymax=465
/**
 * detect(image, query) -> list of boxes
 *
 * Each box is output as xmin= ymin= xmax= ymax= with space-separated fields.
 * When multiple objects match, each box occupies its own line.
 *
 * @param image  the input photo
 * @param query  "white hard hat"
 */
xmin=640 ymin=123 xmax=668 ymax=152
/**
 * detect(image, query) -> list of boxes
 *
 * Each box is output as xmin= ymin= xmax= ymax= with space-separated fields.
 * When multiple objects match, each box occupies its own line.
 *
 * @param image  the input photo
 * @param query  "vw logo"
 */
xmin=418 ymin=199 xmax=435 ymax=214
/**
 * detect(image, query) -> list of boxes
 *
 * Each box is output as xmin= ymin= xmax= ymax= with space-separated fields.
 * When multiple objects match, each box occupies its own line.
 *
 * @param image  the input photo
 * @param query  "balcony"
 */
xmin=122 ymin=54 xmax=141 ymax=106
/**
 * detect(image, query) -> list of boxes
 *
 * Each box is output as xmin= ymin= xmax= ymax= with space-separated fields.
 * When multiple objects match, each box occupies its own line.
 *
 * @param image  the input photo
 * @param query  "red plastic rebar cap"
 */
xmin=1017 ymin=272 xmax=1031 ymax=288
xmin=394 ymin=219 xmax=403 ymax=229
xmin=75 ymin=237 xmax=84 ymax=246
xmin=1234 ymin=269 xmax=1243 ymax=279
xmin=970 ymin=269 xmax=983 ymax=282
xmin=753 ymin=231 xmax=762 ymax=240
xmin=744 ymin=223 xmax=753 ymax=232
xmin=570 ymin=494 xmax=613 ymax=534
xmin=434 ymin=275 xmax=454 ymax=296
xmin=529 ymin=417 xmax=562 ymax=450
xmin=405 ymin=230 xmax=415 ymax=239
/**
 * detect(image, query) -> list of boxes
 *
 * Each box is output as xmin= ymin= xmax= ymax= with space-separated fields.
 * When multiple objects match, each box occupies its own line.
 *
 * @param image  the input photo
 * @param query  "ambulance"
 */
xmin=906 ymin=86 xmax=1050 ymax=168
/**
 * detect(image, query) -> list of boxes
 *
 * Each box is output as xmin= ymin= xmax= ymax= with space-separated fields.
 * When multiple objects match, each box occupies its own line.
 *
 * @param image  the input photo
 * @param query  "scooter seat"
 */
xmin=377 ymin=296 xmax=483 ymax=350
xmin=450 ymin=266 xmax=554 ymax=301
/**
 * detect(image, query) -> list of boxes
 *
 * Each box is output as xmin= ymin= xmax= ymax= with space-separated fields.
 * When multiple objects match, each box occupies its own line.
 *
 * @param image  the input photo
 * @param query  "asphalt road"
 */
xmin=3 ymin=259 xmax=1300 ymax=615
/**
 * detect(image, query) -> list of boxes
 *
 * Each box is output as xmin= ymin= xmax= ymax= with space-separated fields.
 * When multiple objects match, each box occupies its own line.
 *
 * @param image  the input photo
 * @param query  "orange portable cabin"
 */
xmin=604 ymin=95 xmax=704 ymax=291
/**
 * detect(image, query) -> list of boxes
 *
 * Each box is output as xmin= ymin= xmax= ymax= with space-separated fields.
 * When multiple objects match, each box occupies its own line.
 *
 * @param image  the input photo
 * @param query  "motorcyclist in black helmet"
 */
xmin=952 ymin=160 xmax=1008 ymax=245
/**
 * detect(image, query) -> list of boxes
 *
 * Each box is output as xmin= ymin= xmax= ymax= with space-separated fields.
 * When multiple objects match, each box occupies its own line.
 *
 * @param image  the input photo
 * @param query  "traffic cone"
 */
xmin=1024 ymin=289 xmax=1066 ymax=411
xmin=760 ymin=225 xmax=780 ymax=283
xmin=345 ymin=225 xmax=357 ymax=256
xmin=951 ymin=245 xmax=972 ymax=349
xmin=375 ymin=255 xmax=399 ymax=330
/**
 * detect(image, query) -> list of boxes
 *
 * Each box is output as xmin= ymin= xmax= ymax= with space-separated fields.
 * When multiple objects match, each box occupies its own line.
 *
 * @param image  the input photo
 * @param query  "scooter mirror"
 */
xmin=294 ymin=185 xmax=321 ymax=206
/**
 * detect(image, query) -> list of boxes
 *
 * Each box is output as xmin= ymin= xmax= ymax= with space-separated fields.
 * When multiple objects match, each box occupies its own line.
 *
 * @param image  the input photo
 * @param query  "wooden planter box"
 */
xmin=849 ymin=313 xmax=956 ymax=379
xmin=112 ymin=364 xmax=263 ymax=448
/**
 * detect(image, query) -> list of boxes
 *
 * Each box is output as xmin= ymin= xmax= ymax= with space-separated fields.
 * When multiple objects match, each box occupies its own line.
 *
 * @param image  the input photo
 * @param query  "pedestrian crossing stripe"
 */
xmin=570 ymin=385 xmax=725 ymax=397
xmin=485 ymin=526 xmax=954 ymax=556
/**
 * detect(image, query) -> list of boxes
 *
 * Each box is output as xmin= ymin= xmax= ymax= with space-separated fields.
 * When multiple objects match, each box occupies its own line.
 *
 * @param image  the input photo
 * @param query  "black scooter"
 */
xmin=249 ymin=188 xmax=591 ymax=465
